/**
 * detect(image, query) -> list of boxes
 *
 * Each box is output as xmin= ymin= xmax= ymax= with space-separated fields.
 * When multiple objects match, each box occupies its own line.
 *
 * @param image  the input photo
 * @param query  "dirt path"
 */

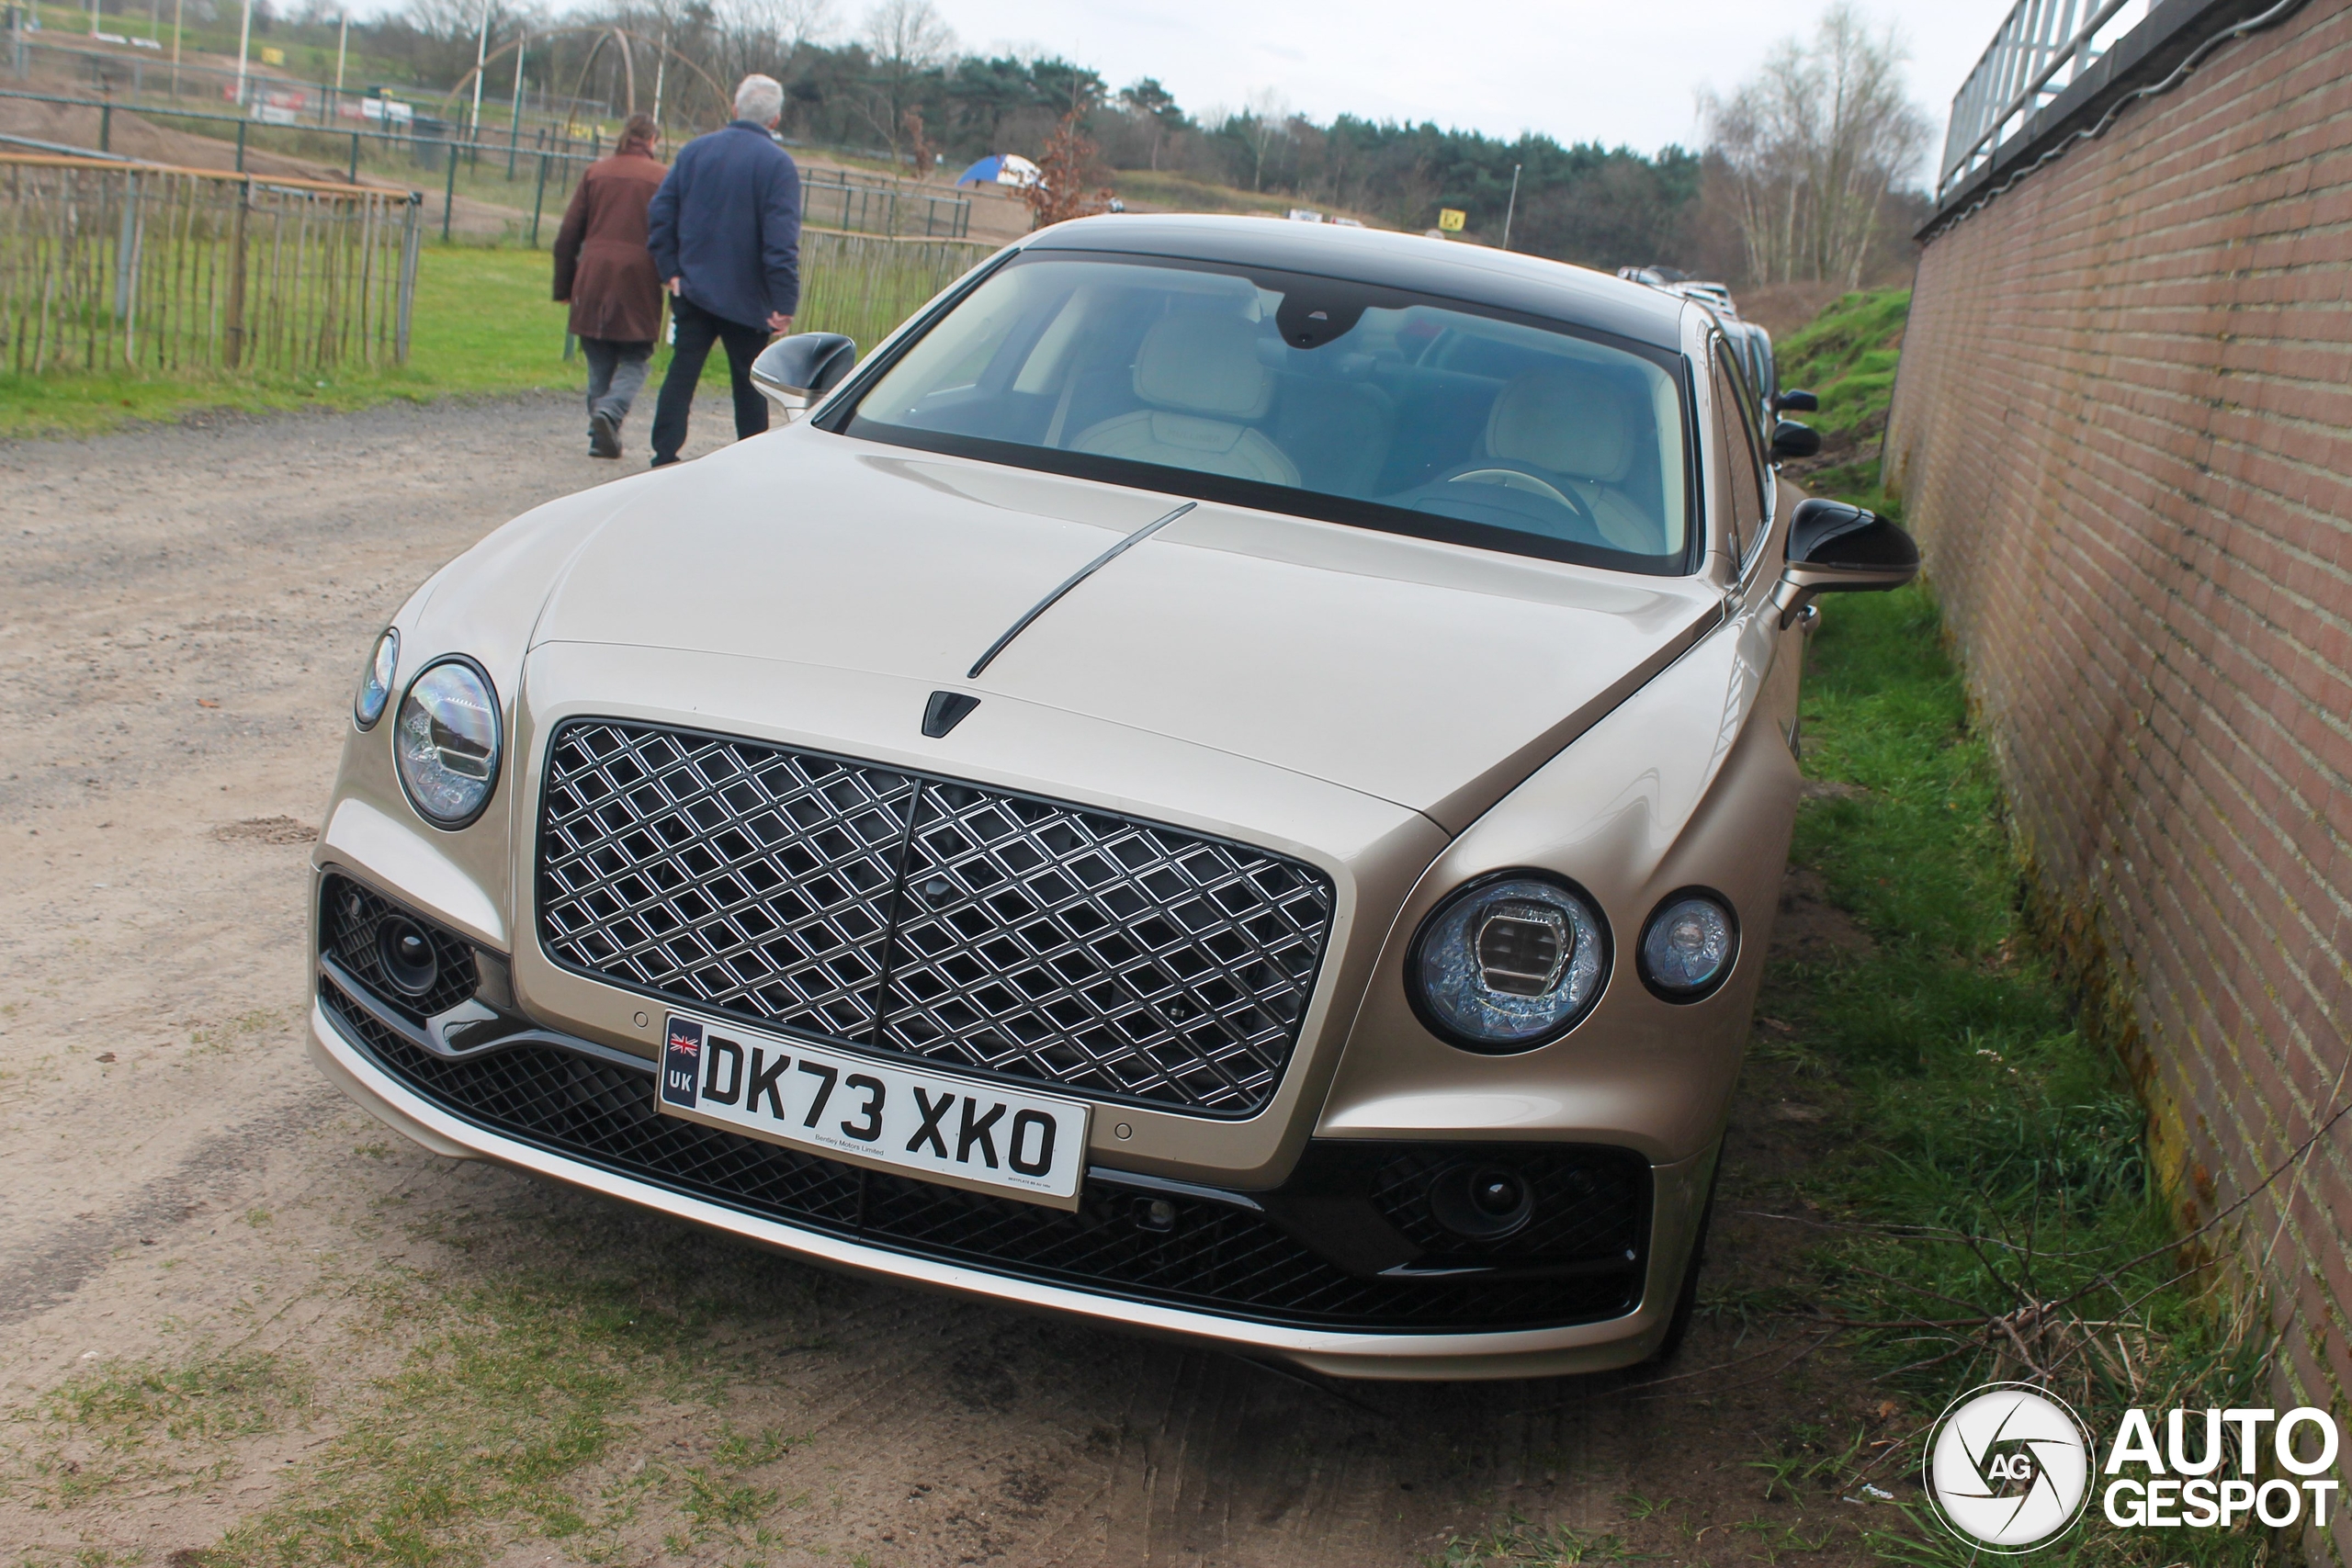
xmin=0 ymin=397 xmax=1890 ymax=1568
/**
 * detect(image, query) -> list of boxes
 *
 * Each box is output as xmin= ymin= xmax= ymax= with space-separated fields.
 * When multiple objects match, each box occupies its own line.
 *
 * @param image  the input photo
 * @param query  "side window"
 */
xmin=1709 ymin=345 xmax=1768 ymax=570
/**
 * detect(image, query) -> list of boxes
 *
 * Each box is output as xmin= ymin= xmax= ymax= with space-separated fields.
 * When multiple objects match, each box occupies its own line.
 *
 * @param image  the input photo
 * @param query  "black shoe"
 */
xmin=650 ymin=454 xmax=682 ymax=468
xmin=589 ymin=411 xmax=622 ymax=459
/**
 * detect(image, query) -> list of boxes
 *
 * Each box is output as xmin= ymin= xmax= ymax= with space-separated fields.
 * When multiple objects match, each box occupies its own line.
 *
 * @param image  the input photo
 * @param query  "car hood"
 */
xmin=528 ymin=431 xmax=1723 ymax=832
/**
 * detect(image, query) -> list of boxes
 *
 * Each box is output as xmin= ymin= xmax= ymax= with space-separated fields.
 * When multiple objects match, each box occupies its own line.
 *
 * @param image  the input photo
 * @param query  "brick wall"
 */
xmin=1885 ymin=0 xmax=2351 ymax=1541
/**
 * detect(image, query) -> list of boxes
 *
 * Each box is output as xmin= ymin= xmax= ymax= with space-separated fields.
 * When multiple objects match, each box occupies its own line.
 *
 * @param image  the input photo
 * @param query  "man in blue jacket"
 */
xmin=644 ymin=74 xmax=801 ymax=467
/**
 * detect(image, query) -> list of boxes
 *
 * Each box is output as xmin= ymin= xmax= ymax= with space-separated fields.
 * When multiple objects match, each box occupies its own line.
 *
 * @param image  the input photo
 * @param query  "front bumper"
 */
xmin=310 ymin=964 xmax=1712 ymax=1381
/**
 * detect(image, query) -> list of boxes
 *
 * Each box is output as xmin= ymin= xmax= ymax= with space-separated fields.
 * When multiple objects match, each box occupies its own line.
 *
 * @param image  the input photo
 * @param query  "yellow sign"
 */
xmin=1437 ymin=208 xmax=1465 ymax=232
xmin=259 ymin=45 xmax=285 ymax=65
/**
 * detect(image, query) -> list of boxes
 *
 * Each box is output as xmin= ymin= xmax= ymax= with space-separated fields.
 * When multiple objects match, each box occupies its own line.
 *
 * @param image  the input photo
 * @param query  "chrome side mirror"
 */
xmin=1772 ymin=498 xmax=1919 ymax=628
xmin=749 ymin=332 xmax=858 ymax=419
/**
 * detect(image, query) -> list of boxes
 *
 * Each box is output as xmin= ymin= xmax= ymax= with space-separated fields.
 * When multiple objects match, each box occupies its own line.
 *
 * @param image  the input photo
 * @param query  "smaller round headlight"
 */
xmin=394 ymin=657 xmax=501 ymax=829
xmin=1408 ymin=872 xmax=1610 ymax=1051
xmin=1638 ymin=890 xmax=1738 ymax=1000
xmin=354 ymin=628 xmax=399 ymax=729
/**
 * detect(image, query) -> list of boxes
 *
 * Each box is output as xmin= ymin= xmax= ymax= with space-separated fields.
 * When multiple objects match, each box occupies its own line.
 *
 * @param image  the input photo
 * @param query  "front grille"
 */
xmin=322 ymin=975 xmax=1645 ymax=1334
xmin=537 ymin=719 xmax=1335 ymax=1117
xmin=319 ymin=874 xmax=480 ymax=1025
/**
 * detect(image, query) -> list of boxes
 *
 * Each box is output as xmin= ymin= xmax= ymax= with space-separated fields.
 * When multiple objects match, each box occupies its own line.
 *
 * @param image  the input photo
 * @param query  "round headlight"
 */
xmin=354 ymin=628 xmax=399 ymax=729
xmin=1408 ymin=872 xmax=1610 ymax=1052
xmin=394 ymin=657 xmax=502 ymax=829
xmin=1638 ymin=890 xmax=1738 ymax=1000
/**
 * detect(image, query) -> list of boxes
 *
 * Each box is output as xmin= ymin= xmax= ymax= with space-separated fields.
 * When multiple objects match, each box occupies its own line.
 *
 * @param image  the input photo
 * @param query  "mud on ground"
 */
xmin=0 ymin=395 xmax=1920 ymax=1567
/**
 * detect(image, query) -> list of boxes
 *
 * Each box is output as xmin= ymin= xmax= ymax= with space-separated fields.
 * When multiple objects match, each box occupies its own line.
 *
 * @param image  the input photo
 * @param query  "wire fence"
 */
xmin=796 ymin=229 xmax=989 ymax=354
xmin=0 ymin=152 xmax=419 ymax=375
xmin=0 ymin=85 xmax=973 ymax=242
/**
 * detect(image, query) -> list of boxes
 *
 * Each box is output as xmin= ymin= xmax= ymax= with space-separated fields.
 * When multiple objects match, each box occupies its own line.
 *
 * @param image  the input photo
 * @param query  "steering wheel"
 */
xmin=1447 ymin=468 xmax=1577 ymax=509
xmin=1409 ymin=461 xmax=1601 ymax=543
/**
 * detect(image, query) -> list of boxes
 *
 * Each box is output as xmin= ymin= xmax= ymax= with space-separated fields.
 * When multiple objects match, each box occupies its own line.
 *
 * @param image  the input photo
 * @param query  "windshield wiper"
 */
xmin=966 ymin=501 xmax=1197 ymax=679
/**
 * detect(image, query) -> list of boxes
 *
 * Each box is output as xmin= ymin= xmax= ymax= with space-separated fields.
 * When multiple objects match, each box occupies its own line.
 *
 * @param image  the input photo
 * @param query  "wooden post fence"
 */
xmin=0 ymin=152 xmax=421 ymax=377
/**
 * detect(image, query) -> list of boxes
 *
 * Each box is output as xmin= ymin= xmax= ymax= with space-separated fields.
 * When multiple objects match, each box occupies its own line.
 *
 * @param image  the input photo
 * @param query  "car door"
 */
xmin=1709 ymin=337 xmax=1805 ymax=766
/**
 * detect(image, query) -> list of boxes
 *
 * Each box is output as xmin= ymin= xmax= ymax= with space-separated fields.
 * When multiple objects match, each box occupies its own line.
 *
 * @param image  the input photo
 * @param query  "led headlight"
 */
xmin=354 ymin=628 xmax=399 ymax=729
xmin=1408 ymin=872 xmax=1609 ymax=1051
xmin=1638 ymin=890 xmax=1737 ymax=1000
xmin=394 ymin=657 xmax=501 ymax=829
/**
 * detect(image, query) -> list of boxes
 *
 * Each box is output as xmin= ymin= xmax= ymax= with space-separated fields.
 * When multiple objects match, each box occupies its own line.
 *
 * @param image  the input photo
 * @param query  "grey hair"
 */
xmin=734 ymin=74 xmax=786 ymax=125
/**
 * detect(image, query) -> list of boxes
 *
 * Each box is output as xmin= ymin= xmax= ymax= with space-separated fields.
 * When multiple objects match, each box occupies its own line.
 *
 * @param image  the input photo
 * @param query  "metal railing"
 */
xmin=5 ymin=24 xmax=611 ymax=131
xmin=0 ymin=152 xmax=420 ymax=374
xmin=0 ymin=88 xmax=970 ymax=243
xmin=1939 ymin=0 xmax=2153 ymax=198
xmin=801 ymin=173 xmax=970 ymax=240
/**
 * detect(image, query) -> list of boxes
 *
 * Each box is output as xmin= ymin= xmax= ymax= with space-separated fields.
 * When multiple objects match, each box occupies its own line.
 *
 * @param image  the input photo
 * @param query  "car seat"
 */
xmin=1070 ymin=313 xmax=1301 ymax=487
xmin=1454 ymin=366 xmax=1665 ymax=554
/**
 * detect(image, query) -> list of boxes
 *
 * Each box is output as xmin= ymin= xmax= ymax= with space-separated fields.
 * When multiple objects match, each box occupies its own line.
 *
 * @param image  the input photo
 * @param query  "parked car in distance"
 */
xmin=311 ymin=216 xmax=1917 ymax=1379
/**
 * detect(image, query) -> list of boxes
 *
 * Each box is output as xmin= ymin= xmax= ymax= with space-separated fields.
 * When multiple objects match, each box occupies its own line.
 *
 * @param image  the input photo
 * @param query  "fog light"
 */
xmin=1470 ymin=1168 xmax=1526 ymax=1218
xmin=378 ymin=915 xmax=439 ymax=998
xmin=1133 ymin=1196 xmax=1177 ymax=1234
xmin=1430 ymin=1163 xmax=1533 ymax=1240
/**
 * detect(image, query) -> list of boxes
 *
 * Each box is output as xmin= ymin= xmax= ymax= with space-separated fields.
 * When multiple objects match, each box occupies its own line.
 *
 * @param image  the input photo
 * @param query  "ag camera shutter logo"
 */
xmin=1924 ymin=1383 xmax=2096 ymax=1552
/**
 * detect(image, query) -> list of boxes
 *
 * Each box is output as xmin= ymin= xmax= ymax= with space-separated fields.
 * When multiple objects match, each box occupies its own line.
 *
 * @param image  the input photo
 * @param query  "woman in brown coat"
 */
xmin=553 ymin=114 xmax=668 ymax=458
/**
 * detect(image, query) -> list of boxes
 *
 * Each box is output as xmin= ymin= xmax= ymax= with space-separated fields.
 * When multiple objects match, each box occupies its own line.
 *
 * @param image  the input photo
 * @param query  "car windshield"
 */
xmin=838 ymin=253 xmax=1693 ymax=574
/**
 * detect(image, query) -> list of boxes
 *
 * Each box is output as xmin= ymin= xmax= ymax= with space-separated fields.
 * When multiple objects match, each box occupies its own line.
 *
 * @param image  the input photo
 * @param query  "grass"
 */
xmin=2 ymin=1209 xmax=835 ymax=1564
xmin=0 ymin=243 xmax=744 ymax=439
xmin=1429 ymin=1516 xmax=1640 ymax=1567
xmin=1743 ymin=296 xmax=2273 ymax=1568
xmin=1111 ymin=168 xmax=1327 ymax=218
xmin=209 ymin=1274 xmax=661 ymax=1564
xmin=1776 ymin=288 xmax=1911 ymax=516
xmin=10 ymin=1348 xmax=311 ymax=1507
xmin=1773 ymin=586 xmax=2269 ymax=1568
xmin=196 ymin=1240 xmax=828 ymax=1568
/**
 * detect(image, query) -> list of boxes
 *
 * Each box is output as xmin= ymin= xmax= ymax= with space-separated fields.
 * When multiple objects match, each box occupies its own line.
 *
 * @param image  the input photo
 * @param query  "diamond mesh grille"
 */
xmin=537 ymin=719 xmax=1335 ymax=1116
xmin=539 ymin=722 xmax=917 ymax=1043
xmin=322 ymin=975 xmax=1641 ymax=1333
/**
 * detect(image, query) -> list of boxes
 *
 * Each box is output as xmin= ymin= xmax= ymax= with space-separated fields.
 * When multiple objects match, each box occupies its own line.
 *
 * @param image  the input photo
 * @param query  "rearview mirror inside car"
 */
xmin=1769 ymin=419 xmax=1822 ymax=460
xmin=1772 ymin=498 xmax=1920 ymax=628
xmin=750 ymin=333 xmax=859 ymax=417
xmin=1773 ymin=389 xmax=1818 ymax=412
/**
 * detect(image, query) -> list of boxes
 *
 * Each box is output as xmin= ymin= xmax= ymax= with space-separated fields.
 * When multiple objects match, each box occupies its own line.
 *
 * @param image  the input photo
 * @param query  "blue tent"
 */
xmin=954 ymin=153 xmax=1041 ymax=188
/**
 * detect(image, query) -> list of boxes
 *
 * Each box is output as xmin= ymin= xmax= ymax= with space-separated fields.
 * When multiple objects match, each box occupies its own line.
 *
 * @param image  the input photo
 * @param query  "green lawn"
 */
xmin=0 ymin=245 xmax=744 ymax=439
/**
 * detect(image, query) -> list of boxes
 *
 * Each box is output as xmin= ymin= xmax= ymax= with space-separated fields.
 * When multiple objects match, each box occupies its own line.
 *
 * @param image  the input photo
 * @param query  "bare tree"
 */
xmin=1701 ymin=2 xmax=1928 ymax=287
xmin=857 ymin=0 xmax=955 ymax=164
xmin=712 ymin=0 xmax=833 ymax=83
xmin=1235 ymin=85 xmax=1289 ymax=192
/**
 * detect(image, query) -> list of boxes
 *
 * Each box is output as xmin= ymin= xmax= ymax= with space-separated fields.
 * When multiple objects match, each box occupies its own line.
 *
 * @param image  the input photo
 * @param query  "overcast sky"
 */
xmin=906 ymin=0 xmax=2017 ymax=167
xmin=477 ymin=0 xmax=2022 ymax=173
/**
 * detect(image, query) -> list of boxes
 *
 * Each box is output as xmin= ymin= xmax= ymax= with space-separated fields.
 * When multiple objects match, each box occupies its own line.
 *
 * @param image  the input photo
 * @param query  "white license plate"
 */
xmin=655 ymin=1012 xmax=1091 ymax=1208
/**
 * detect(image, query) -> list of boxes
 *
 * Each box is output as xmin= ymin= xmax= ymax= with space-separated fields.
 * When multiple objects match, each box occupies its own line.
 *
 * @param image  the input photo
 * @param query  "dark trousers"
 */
xmin=650 ymin=295 xmax=770 ymax=463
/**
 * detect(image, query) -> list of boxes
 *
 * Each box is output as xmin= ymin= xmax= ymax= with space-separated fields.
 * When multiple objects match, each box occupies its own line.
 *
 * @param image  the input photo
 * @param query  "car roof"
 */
xmin=1020 ymin=214 xmax=1690 ymax=353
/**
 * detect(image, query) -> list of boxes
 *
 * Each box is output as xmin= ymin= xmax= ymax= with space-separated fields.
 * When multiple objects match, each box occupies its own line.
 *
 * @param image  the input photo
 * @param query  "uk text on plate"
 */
xmin=657 ymin=1012 xmax=1090 ymax=1204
